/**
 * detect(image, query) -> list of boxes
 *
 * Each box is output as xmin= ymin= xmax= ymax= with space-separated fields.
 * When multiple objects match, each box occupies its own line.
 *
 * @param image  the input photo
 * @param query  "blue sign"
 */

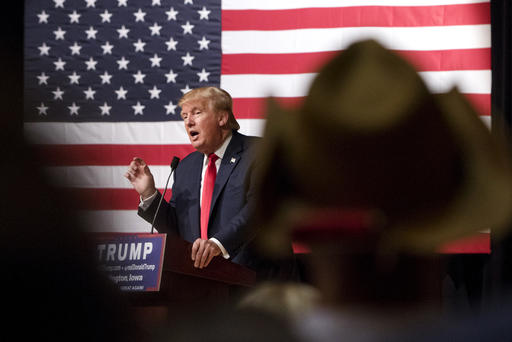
xmin=91 ymin=233 xmax=167 ymax=292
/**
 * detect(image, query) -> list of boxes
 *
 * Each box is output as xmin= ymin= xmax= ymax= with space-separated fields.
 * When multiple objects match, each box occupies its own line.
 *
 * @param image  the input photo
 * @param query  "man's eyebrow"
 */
xmin=183 ymin=106 xmax=201 ymax=113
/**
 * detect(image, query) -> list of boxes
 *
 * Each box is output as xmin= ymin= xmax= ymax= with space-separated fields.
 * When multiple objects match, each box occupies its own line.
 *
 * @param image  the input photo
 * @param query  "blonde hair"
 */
xmin=178 ymin=87 xmax=240 ymax=130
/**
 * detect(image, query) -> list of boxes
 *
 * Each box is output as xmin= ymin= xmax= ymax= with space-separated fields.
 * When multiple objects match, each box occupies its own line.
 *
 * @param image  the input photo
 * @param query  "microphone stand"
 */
xmin=151 ymin=156 xmax=180 ymax=234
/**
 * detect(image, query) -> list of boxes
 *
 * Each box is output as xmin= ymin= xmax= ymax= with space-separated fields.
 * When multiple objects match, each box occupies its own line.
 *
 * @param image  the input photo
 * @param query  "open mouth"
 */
xmin=190 ymin=130 xmax=199 ymax=138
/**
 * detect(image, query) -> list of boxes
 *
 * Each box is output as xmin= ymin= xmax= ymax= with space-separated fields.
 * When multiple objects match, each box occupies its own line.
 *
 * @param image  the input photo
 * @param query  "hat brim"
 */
xmin=381 ymin=88 xmax=512 ymax=253
xmin=254 ymin=89 xmax=512 ymax=256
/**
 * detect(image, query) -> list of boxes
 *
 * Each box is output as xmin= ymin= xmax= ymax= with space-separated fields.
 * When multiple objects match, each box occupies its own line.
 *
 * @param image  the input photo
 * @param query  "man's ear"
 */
xmin=217 ymin=111 xmax=229 ymax=127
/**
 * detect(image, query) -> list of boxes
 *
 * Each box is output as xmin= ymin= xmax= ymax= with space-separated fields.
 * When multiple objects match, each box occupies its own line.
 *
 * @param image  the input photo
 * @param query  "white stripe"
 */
xmin=238 ymin=119 xmax=266 ymax=137
xmin=223 ymin=0 xmax=488 ymax=10
xmin=24 ymin=121 xmax=188 ymax=145
xmin=24 ymin=119 xmax=266 ymax=145
xmin=221 ymin=70 xmax=491 ymax=99
xmin=222 ymin=25 xmax=490 ymax=53
xmin=78 ymin=210 xmax=152 ymax=233
xmin=419 ymin=70 xmax=491 ymax=94
xmin=222 ymin=74 xmax=315 ymax=99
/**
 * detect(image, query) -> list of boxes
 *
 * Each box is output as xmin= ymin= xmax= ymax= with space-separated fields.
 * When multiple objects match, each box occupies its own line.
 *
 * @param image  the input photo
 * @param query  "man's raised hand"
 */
xmin=124 ymin=157 xmax=157 ymax=199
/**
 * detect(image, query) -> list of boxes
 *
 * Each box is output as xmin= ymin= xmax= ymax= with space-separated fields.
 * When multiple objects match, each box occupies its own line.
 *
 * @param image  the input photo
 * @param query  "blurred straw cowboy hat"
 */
xmin=252 ymin=39 xmax=512 ymax=256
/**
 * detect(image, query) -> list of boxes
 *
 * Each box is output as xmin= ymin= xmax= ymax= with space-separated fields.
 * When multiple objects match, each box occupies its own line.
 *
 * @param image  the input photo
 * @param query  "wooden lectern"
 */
xmin=127 ymin=235 xmax=257 ymax=325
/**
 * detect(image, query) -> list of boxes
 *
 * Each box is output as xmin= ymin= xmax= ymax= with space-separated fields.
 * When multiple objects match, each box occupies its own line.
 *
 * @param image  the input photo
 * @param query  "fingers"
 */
xmin=132 ymin=158 xmax=153 ymax=176
xmin=123 ymin=172 xmax=134 ymax=182
xmin=125 ymin=157 xmax=149 ymax=180
xmin=193 ymin=240 xmax=206 ymax=268
xmin=130 ymin=157 xmax=146 ymax=172
xmin=200 ymin=246 xmax=217 ymax=268
xmin=191 ymin=238 xmax=201 ymax=261
xmin=124 ymin=166 xmax=139 ymax=183
xmin=133 ymin=156 xmax=146 ymax=164
xmin=129 ymin=157 xmax=146 ymax=169
xmin=191 ymin=239 xmax=221 ymax=269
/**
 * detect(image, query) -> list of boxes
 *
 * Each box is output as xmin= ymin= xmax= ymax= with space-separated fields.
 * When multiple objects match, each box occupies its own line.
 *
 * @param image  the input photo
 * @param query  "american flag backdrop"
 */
xmin=24 ymin=0 xmax=491 ymax=252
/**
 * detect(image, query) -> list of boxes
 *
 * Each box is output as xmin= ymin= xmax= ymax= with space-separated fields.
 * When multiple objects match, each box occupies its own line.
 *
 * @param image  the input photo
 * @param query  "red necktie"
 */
xmin=200 ymin=153 xmax=219 ymax=240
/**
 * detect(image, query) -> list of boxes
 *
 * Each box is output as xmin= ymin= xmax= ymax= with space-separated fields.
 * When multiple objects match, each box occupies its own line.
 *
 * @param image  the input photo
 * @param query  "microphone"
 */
xmin=150 ymin=156 xmax=180 ymax=234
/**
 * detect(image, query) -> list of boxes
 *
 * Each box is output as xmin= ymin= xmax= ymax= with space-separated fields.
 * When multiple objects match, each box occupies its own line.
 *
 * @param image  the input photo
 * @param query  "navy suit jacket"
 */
xmin=138 ymin=131 xmax=295 ymax=278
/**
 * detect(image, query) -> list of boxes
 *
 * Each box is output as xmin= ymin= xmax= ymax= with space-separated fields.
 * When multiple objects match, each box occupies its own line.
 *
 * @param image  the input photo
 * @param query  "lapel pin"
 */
xmin=230 ymin=157 xmax=236 ymax=164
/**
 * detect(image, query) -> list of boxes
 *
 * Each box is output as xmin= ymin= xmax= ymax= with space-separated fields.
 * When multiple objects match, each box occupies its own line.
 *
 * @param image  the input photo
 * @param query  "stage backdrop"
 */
xmin=23 ymin=0 xmax=491 ymax=252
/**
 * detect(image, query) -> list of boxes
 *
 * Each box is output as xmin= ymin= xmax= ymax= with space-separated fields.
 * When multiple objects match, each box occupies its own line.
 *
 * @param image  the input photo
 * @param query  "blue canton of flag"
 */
xmin=24 ymin=0 xmax=221 ymax=122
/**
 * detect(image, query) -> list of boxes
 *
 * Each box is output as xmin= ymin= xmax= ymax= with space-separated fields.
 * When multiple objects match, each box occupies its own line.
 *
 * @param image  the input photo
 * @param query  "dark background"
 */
xmin=487 ymin=0 xmax=512 ymax=304
xmin=6 ymin=1 xmax=512 ymax=315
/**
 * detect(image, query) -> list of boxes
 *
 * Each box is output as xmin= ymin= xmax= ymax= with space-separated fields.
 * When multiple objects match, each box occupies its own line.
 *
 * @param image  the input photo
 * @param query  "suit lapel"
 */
xmin=210 ymin=132 xmax=243 ymax=216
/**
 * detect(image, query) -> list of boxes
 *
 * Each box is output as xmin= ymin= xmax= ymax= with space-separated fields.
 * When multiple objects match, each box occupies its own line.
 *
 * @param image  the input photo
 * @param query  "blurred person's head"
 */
xmin=3 ymin=123 xmax=141 ymax=341
xmin=238 ymin=282 xmax=322 ymax=321
xmin=179 ymin=87 xmax=239 ymax=154
xmin=152 ymin=305 xmax=300 ymax=342
xmin=251 ymin=40 xmax=512 ymax=307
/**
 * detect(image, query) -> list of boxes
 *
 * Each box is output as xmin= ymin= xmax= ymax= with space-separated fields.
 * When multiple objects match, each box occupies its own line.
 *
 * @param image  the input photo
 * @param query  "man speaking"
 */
xmin=125 ymin=87 xmax=294 ymax=279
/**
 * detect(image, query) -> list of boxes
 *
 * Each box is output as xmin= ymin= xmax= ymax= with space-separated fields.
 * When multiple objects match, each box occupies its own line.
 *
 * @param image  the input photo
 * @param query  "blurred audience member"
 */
xmin=248 ymin=39 xmax=512 ymax=341
xmin=238 ymin=282 xmax=322 ymax=322
xmin=151 ymin=306 xmax=300 ymax=342
xmin=3 ymin=125 xmax=142 ymax=340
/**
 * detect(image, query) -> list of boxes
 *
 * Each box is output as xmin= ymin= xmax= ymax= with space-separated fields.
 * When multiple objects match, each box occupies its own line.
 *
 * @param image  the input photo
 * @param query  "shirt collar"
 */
xmin=204 ymin=132 xmax=232 ymax=164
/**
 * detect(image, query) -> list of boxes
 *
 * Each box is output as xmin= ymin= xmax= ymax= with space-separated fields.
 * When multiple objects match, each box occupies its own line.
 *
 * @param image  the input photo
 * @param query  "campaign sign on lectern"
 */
xmin=92 ymin=233 xmax=167 ymax=292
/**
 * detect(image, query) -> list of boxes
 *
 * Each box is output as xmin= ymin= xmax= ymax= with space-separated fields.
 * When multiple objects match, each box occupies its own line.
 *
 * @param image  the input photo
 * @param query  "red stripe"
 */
xmin=222 ymin=51 xmax=338 ymax=75
xmin=68 ymin=188 xmax=172 ymax=210
xmin=439 ymin=233 xmax=490 ymax=254
xmin=292 ymin=242 xmax=311 ymax=254
xmin=222 ymin=48 xmax=491 ymax=75
xmin=293 ymin=233 xmax=490 ymax=254
xmin=33 ymin=144 xmax=195 ymax=166
xmin=396 ymin=49 xmax=491 ymax=72
xmin=464 ymin=93 xmax=491 ymax=116
xmin=222 ymin=3 xmax=490 ymax=31
xmin=233 ymin=97 xmax=303 ymax=119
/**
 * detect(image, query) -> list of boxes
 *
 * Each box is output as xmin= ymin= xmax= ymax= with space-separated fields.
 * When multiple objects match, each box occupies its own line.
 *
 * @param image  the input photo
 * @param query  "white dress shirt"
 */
xmin=139 ymin=134 xmax=233 ymax=259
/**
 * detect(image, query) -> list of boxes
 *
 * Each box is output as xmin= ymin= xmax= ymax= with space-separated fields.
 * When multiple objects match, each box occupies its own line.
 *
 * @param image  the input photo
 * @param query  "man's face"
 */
xmin=181 ymin=99 xmax=227 ymax=154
